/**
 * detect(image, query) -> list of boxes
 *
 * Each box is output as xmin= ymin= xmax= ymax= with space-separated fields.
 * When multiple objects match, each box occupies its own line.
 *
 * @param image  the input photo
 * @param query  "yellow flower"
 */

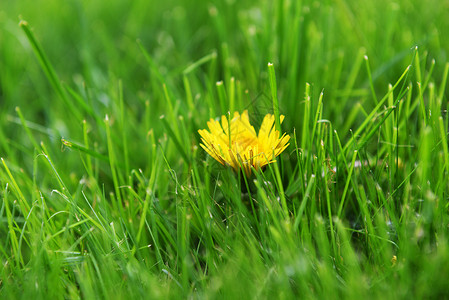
xmin=198 ymin=110 xmax=290 ymax=175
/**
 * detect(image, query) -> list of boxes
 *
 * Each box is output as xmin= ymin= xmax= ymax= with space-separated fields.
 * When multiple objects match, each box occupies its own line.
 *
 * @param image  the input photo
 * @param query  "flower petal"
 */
xmin=199 ymin=111 xmax=289 ymax=174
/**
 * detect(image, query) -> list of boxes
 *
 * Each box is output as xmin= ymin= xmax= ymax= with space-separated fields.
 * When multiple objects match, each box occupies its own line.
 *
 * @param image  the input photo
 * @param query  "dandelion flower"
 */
xmin=198 ymin=110 xmax=290 ymax=175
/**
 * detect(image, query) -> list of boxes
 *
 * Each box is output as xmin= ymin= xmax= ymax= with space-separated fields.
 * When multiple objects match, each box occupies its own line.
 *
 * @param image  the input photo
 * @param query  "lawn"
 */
xmin=1 ymin=0 xmax=449 ymax=298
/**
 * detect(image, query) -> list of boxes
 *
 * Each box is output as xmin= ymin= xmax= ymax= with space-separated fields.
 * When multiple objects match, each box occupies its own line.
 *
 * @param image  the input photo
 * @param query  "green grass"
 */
xmin=1 ymin=0 xmax=449 ymax=298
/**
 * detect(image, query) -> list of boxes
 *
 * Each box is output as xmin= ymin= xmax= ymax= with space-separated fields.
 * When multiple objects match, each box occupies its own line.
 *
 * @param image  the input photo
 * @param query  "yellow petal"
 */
xmin=199 ymin=111 xmax=289 ymax=175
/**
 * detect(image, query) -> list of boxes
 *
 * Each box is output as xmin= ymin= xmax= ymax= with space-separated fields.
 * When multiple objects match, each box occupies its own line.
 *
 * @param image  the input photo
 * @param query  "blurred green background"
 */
xmin=1 ymin=0 xmax=449 ymax=298
xmin=2 ymin=0 xmax=448 ymax=175
xmin=2 ymin=0 xmax=448 ymax=128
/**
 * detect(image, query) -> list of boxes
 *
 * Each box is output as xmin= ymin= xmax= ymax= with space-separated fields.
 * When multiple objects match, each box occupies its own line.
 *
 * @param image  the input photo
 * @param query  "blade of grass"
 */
xmin=160 ymin=115 xmax=190 ymax=164
xmin=342 ymin=64 xmax=410 ymax=155
xmin=19 ymin=20 xmax=82 ymax=122
xmin=61 ymin=138 xmax=110 ymax=162
xmin=268 ymin=62 xmax=281 ymax=132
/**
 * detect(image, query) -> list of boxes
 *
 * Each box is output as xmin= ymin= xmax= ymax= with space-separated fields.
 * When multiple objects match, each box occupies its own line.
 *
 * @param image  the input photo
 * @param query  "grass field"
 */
xmin=1 ymin=0 xmax=449 ymax=298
